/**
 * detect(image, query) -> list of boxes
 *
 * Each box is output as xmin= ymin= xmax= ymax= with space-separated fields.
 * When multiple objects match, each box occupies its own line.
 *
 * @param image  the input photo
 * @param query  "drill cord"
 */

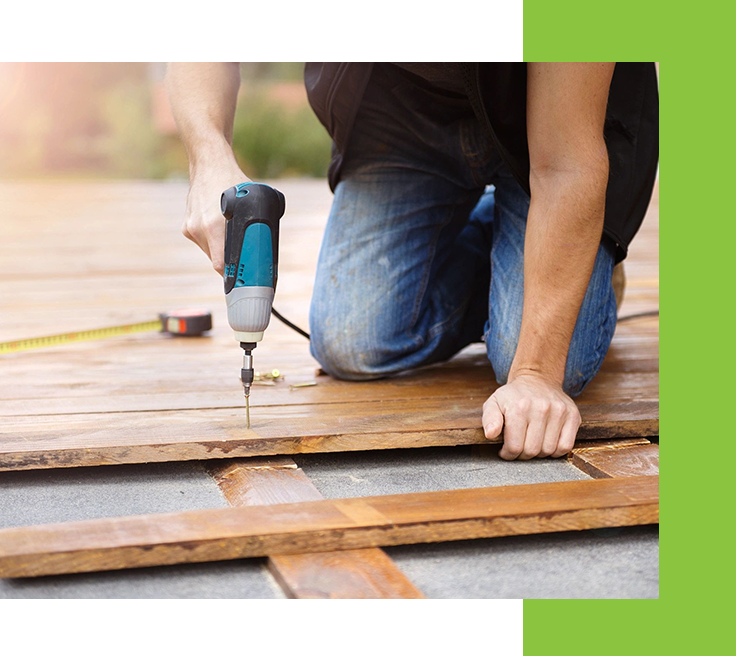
xmin=617 ymin=310 xmax=659 ymax=322
xmin=271 ymin=307 xmax=310 ymax=340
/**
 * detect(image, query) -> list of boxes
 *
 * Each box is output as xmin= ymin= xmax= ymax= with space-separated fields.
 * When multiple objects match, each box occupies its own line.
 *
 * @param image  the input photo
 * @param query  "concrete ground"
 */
xmin=0 ymin=447 xmax=658 ymax=599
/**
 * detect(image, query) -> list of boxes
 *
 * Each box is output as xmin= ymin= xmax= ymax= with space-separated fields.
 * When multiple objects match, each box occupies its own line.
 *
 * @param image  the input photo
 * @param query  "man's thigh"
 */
xmin=309 ymin=168 xmax=483 ymax=380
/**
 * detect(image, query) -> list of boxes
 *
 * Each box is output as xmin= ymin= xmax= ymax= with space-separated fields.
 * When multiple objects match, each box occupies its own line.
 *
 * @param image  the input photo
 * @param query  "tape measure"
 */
xmin=0 ymin=310 xmax=213 ymax=355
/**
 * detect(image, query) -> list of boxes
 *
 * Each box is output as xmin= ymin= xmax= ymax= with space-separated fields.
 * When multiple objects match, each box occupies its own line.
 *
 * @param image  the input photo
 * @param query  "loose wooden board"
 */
xmin=208 ymin=458 xmax=424 ymax=599
xmin=0 ymin=476 xmax=659 ymax=578
xmin=0 ymin=397 xmax=659 ymax=471
xmin=0 ymin=180 xmax=658 ymax=474
xmin=570 ymin=443 xmax=659 ymax=479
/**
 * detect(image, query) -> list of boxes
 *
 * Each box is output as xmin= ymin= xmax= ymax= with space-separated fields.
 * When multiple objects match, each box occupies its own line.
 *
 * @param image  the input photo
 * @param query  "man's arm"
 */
xmin=482 ymin=62 xmax=615 ymax=460
xmin=166 ymin=63 xmax=250 ymax=274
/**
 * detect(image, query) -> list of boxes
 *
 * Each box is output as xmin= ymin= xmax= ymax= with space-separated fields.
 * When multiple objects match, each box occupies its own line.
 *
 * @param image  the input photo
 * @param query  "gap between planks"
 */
xmin=0 ymin=476 xmax=659 ymax=579
xmin=206 ymin=457 xmax=424 ymax=599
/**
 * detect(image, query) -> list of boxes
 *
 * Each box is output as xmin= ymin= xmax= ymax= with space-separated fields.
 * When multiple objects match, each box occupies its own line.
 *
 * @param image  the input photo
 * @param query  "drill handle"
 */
xmin=221 ymin=182 xmax=285 ymax=295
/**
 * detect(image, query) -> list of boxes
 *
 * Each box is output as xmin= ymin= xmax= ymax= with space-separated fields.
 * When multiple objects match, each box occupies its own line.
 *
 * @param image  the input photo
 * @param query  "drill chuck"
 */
xmin=240 ymin=343 xmax=255 ymax=396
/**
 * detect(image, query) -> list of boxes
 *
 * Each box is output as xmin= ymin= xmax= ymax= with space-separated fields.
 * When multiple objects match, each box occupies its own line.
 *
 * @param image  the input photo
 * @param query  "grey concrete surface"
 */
xmin=297 ymin=446 xmax=659 ymax=599
xmin=294 ymin=445 xmax=591 ymax=498
xmin=386 ymin=527 xmax=659 ymax=599
xmin=0 ymin=462 xmax=284 ymax=599
xmin=0 ymin=447 xmax=658 ymax=599
xmin=0 ymin=462 xmax=227 ymax=528
xmin=2 ymin=560 xmax=285 ymax=599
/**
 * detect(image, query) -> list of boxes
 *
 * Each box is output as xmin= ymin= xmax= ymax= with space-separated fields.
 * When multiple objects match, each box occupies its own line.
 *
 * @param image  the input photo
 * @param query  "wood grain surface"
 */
xmin=0 ymin=180 xmax=659 ymax=470
xmin=208 ymin=458 xmax=424 ymax=598
xmin=570 ymin=443 xmax=660 ymax=479
xmin=0 ymin=476 xmax=659 ymax=578
xmin=0 ymin=397 xmax=659 ymax=471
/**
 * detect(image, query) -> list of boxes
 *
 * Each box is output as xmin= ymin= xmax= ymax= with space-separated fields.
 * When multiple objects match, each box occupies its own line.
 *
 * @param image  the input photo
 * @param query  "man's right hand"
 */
xmin=183 ymin=161 xmax=249 ymax=275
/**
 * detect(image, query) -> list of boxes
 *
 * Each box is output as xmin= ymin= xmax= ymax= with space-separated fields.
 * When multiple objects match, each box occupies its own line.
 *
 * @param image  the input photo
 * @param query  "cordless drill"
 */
xmin=221 ymin=182 xmax=285 ymax=427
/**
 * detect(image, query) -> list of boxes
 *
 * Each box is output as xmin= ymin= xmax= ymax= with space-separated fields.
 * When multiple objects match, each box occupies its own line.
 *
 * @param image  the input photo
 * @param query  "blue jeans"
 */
xmin=309 ymin=65 xmax=618 ymax=397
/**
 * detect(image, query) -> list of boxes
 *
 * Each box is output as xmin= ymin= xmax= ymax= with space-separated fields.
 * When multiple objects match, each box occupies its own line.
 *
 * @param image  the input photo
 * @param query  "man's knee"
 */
xmin=487 ymin=332 xmax=599 ymax=398
xmin=309 ymin=315 xmax=386 ymax=381
xmin=561 ymin=368 xmax=598 ymax=398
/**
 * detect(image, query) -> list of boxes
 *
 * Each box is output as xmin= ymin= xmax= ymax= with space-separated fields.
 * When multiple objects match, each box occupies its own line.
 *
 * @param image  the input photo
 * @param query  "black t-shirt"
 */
xmin=391 ymin=63 xmax=469 ymax=96
xmin=304 ymin=62 xmax=659 ymax=261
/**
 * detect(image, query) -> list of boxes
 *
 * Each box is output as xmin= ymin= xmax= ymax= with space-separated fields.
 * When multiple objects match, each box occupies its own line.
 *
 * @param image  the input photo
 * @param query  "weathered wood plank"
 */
xmin=0 ymin=180 xmax=658 ymax=487
xmin=209 ymin=459 xmax=321 ymax=506
xmin=570 ymin=443 xmax=659 ymax=479
xmin=571 ymin=438 xmax=651 ymax=451
xmin=0 ymin=344 xmax=658 ymax=416
xmin=208 ymin=459 xmax=424 ymax=599
xmin=0 ymin=476 xmax=659 ymax=578
xmin=0 ymin=398 xmax=659 ymax=471
xmin=208 ymin=458 xmax=322 ymax=506
xmin=267 ymin=547 xmax=424 ymax=599
xmin=0 ymin=367 xmax=660 ymax=417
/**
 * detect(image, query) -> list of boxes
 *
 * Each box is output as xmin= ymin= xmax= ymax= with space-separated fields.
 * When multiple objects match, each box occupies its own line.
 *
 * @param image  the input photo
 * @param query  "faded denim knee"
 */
xmin=309 ymin=315 xmax=386 ymax=381
xmin=486 ymin=329 xmax=601 ymax=399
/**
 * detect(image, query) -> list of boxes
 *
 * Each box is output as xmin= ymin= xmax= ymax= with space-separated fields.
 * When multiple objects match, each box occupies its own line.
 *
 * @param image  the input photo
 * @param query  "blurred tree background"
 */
xmin=0 ymin=63 xmax=332 ymax=179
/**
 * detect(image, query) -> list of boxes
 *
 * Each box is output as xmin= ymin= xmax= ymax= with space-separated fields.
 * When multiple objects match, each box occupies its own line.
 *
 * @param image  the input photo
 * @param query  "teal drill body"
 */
xmin=220 ymin=182 xmax=286 ymax=424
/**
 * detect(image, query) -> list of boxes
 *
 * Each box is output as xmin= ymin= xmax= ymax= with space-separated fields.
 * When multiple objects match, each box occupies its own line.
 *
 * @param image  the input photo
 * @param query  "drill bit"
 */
xmin=241 ymin=344 xmax=255 ymax=430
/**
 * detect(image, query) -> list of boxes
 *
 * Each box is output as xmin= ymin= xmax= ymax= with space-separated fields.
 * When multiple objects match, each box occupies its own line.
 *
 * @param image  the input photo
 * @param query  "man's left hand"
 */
xmin=482 ymin=373 xmax=581 ymax=460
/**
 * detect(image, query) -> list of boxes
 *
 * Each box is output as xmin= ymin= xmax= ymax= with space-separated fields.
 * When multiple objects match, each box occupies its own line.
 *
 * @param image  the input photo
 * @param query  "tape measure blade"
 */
xmin=0 ymin=319 xmax=164 ymax=354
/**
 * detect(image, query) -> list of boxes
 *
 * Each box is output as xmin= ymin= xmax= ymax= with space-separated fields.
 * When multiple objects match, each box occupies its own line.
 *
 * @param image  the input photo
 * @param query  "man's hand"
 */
xmin=184 ymin=162 xmax=249 ymax=275
xmin=482 ymin=373 xmax=581 ymax=460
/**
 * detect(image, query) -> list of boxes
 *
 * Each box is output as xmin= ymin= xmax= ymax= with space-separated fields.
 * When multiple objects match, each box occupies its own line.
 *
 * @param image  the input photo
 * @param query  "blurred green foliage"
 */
xmin=232 ymin=91 xmax=331 ymax=178
xmin=0 ymin=63 xmax=332 ymax=180
xmin=97 ymin=81 xmax=164 ymax=178
xmin=240 ymin=62 xmax=306 ymax=82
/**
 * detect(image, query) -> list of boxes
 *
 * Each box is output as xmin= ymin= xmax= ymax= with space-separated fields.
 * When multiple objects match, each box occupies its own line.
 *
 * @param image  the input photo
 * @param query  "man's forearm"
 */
xmin=482 ymin=62 xmax=613 ymax=459
xmin=166 ymin=63 xmax=248 ymax=274
xmin=510 ymin=161 xmax=608 ymax=385
xmin=166 ymin=62 xmax=241 ymax=174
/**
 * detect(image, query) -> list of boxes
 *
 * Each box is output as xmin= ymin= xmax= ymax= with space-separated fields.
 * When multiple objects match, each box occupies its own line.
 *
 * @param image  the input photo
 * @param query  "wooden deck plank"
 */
xmin=0 ymin=351 xmax=659 ymax=416
xmin=208 ymin=459 xmax=424 ymax=599
xmin=0 ymin=180 xmax=658 ymax=471
xmin=570 ymin=443 xmax=659 ymax=479
xmin=210 ymin=459 xmax=324 ymax=506
xmin=0 ymin=476 xmax=659 ymax=579
xmin=0 ymin=397 xmax=659 ymax=471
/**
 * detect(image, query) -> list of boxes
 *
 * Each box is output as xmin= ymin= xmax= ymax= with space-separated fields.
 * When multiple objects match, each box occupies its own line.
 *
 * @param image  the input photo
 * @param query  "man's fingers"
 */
xmin=182 ymin=221 xmax=211 ymax=258
xmin=499 ymin=405 xmax=527 ymax=460
xmin=482 ymin=397 xmax=504 ymax=440
xmin=211 ymin=256 xmax=224 ymax=276
xmin=552 ymin=410 xmax=581 ymax=458
xmin=540 ymin=402 xmax=566 ymax=457
xmin=183 ymin=214 xmax=226 ymax=274
xmin=484 ymin=377 xmax=580 ymax=461
xmin=206 ymin=216 xmax=226 ymax=275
